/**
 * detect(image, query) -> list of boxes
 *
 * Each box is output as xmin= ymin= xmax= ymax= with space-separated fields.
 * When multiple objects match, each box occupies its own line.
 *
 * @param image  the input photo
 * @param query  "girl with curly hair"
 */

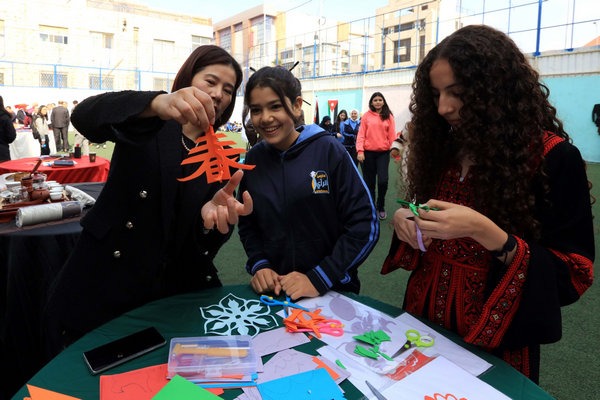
xmin=382 ymin=25 xmax=594 ymax=383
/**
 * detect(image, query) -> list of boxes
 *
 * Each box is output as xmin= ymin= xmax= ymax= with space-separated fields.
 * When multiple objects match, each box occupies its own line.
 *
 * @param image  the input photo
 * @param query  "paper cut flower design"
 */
xmin=199 ymin=293 xmax=279 ymax=336
xmin=425 ymin=394 xmax=467 ymax=400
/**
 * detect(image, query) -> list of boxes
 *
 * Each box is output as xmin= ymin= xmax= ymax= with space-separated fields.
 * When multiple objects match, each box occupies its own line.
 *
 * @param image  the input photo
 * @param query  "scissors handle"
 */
xmin=396 ymin=199 xmax=440 ymax=217
xmin=259 ymin=294 xmax=280 ymax=306
xmin=260 ymin=295 xmax=309 ymax=311
xmin=406 ymin=329 xmax=434 ymax=347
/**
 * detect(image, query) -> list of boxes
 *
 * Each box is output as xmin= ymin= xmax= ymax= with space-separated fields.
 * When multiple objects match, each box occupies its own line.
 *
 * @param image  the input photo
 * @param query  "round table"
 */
xmin=0 ymin=155 xmax=110 ymax=183
xmin=10 ymin=285 xmax=553 ymax=400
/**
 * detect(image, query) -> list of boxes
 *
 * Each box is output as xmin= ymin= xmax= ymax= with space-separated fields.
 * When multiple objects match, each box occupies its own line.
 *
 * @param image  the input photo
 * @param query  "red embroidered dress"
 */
xmin=382 ymin=133 xmax=594 ymax=381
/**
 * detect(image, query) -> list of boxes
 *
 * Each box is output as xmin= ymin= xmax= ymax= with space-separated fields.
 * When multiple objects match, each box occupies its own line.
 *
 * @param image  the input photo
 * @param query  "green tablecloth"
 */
xmin=13 ymin=285 xmax=554 ymax=399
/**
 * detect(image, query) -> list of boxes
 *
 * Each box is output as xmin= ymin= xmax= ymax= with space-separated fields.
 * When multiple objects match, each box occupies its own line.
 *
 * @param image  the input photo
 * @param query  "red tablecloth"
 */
xmin=0 ymin=156 xmax=110 ymax=183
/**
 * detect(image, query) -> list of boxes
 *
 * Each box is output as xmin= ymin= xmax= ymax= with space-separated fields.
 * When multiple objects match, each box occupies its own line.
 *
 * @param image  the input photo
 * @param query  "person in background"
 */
xmin=319 ymin=115 xmax=335 ymax=134
xmin=241 ymin=105 xmax=261 ymax=150
xmin=33 ymin=105 xmax=56 ymax=155
xmin=238 ymin=66 xmax=379 ymax=300
xmin=390 ymin=121 xmax=411 ymax=184
xmin=593 ymin=103 xmax=600 ymax=135
xmin=356 ymin=92 xmax=396 ymax=220
xmin=333 ymin=109 xmax=347 ymax=142
xmin=382 ymin=25 xmax=594 ymax=383
xmin=5 ymin=105 xmax=16 ymax=123
xmin=41 ymin=45 xmax=252 ymax=371
xmin=70 ymin=100 xmax=90 ymax=155
xmin=340 ymin=108 xmax=360 ymax=165
xmin=50 ymin=100 xmax=70 ymax=152
xmin=0 ymin=96 xmax=17 ymax=161
xmin=46 ymin=102 xmax=55 ymax=130
xmin=15 ymin=105 xmax=29 ymax=126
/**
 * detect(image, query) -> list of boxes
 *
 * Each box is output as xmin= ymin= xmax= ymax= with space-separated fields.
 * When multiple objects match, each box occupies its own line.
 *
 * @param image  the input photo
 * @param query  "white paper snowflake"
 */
xmin=199 ymin=293 xmax=279 ymax=336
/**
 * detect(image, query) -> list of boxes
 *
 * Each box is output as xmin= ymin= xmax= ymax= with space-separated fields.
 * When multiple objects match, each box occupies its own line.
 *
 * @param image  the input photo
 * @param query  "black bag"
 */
xmin=31 ymin=115 xmax=41 ymax=140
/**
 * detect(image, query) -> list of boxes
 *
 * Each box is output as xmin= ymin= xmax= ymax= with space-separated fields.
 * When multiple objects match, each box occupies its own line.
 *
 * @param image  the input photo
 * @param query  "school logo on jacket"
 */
xmin=310 ymin=170 xmax=330 ymax=194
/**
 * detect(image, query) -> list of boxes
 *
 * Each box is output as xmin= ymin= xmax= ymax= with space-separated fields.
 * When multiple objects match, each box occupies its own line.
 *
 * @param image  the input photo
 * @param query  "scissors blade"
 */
xmin=391 ymin=339 xmax=412 ymax=358
xmin=365 ymin=380 xmax=388 ymax=400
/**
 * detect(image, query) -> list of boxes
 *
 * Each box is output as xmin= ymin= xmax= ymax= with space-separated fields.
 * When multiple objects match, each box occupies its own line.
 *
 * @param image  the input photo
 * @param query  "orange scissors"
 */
xmin=289 ymin=319 xmax=345 ymax=337
xmin=284 ymin=308 xmax=345 ymax=338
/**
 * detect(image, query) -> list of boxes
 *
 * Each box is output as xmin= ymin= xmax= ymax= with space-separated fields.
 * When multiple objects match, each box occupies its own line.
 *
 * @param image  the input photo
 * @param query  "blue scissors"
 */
xmin=392 ymin=329 xmax=435 ymax=358
xmin=259 ymin=294 xmax=309 ymax=317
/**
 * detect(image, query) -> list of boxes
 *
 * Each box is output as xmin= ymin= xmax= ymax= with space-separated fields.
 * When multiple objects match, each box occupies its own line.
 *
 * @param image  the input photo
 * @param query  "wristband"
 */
xmin=489 ymin=234 xmax=517 ymax=258
xmin=416 ymin=225 xmax=427 ymax=252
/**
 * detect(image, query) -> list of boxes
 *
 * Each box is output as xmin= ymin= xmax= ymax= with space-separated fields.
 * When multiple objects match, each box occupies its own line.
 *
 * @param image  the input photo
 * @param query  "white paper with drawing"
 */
xmin=382 ymin=356 xmax=510 ymax=399
xmin=296 ymin=292 xmax=491 ymax=376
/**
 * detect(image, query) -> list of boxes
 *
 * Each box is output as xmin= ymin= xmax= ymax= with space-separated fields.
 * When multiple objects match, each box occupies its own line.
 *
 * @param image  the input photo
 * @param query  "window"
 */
xmin=152 ymin=39 xmax=175 ymax=71
xmin=393 ymin=38 xmax=411 ymax=63
xmin=280 ymin=50 xmax=293 ymax=59
xmin=89 ymin=74 xmax=114 ymax=90
xmin=192 ymin=35 xmax=211 ymax=50
xmin=39 ymin=25 xmax=68 ymax=44
xmin=219 ymin=29 xmax=231 ymax=52
xmin=90 ymin=31 xmax=113 ymax=49
xmin=40 ymin=72 xmax=68 ymax=87
xmin=0 ymin=19 xmax=5 ymax=51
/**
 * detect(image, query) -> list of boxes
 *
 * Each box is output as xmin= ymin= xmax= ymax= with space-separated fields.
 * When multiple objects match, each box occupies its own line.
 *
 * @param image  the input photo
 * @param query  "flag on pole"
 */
xmin=328 ymin=100 xmax=338 ymax=119
xmin=314 ymin=98 xmax=319 ymax=124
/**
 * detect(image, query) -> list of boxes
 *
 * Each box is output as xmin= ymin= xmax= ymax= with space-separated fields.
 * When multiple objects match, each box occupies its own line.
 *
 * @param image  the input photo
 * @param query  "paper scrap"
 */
xmin=151 ymin=375 xmax=222 ymax=400
xmin=25 ymin=385 xmax=81 ymax=400
xmin=100 ymin=364 xmax=223 ymax=400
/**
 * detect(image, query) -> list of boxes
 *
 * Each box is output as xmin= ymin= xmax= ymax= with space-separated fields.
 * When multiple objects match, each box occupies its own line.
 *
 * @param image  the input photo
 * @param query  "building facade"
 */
xmin=0 ymin=0 xmax=212 ymax=97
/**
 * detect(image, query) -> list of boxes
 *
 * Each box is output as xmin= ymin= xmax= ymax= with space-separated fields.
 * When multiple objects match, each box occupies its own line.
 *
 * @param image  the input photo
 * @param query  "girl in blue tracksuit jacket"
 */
xmin=238 ymin=66 xmax=379 ymax=300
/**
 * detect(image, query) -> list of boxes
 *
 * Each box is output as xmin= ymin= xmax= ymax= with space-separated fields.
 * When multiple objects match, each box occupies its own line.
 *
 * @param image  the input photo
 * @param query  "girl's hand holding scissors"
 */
xmin=414 ymin=199 xmax=509 ymax=254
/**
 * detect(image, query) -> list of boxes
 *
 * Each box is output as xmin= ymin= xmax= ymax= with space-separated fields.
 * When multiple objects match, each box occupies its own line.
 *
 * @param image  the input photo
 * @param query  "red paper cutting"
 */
xmin=179 ymin=126 xmax=255 ymax=183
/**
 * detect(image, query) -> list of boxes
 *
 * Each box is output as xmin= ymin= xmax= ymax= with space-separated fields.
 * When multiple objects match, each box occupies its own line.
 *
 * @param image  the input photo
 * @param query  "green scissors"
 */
xmin=392 ymin=329 xmax=435 ymax=358
xmin=397 ymin=199 xmax=439 ymax=217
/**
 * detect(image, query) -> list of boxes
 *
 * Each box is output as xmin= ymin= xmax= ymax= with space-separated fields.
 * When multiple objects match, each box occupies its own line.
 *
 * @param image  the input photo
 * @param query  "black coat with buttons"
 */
xmin=43 ymin=91 xmax=232 ymax=355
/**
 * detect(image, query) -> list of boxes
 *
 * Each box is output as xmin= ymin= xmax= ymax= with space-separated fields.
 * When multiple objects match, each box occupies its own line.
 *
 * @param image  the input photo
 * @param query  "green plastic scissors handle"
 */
xmin=396 ymin=199 xmax=439 ymax=217
xmin=405 ymin=329 xmax=434 ymax=347
xmin=391 ymin=329 xmax=435 ymax=358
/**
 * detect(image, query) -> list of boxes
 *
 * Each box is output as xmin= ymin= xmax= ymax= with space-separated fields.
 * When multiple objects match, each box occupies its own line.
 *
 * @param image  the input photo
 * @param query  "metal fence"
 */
xmin=1 ymin=0 xmax=598 ymax=91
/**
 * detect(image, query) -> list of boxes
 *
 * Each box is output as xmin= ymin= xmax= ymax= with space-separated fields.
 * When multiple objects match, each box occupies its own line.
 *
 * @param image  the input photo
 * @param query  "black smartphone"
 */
xmin=82 ymin=326 xmax=166 ymax=375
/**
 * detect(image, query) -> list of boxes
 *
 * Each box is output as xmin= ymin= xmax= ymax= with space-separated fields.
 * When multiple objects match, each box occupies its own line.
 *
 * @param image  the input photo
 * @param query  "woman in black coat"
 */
xmin=43 ymin=45 xmax=253 ymax=357
xmin=0 ymin=96 xmax=17 ymax=161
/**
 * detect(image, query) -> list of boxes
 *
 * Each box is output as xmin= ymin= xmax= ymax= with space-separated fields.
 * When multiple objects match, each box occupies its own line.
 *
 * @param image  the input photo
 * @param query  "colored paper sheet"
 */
xmin=257 ymin=368 xmax=345 ymax=400
xmin=26 ymin=385 xmax=81 ymax=400
xmin=151 ymin=375 xmax=222 ymax=400
xmin=100 ymin=364 xmax=223 ymax=400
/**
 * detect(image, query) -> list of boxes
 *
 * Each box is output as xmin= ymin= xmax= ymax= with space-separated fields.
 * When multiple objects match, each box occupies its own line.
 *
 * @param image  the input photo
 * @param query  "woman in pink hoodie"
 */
xmin=356 ymin=92 xmax=396 ymax=219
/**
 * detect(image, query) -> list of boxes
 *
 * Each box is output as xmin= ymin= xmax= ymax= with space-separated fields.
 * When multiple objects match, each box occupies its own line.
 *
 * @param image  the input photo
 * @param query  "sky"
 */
xmin=139 ymin=0 xmax=390 ymax=23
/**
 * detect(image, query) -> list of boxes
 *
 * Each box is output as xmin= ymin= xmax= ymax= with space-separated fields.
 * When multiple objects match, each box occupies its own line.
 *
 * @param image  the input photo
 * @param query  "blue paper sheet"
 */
xmin=257 ymin=368 xmax=346 ymax=400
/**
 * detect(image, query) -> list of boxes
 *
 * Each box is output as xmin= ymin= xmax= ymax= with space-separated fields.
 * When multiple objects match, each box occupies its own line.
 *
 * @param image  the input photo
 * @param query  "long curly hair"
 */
xmin=407 ymin=25 xmax=569 ymax=237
